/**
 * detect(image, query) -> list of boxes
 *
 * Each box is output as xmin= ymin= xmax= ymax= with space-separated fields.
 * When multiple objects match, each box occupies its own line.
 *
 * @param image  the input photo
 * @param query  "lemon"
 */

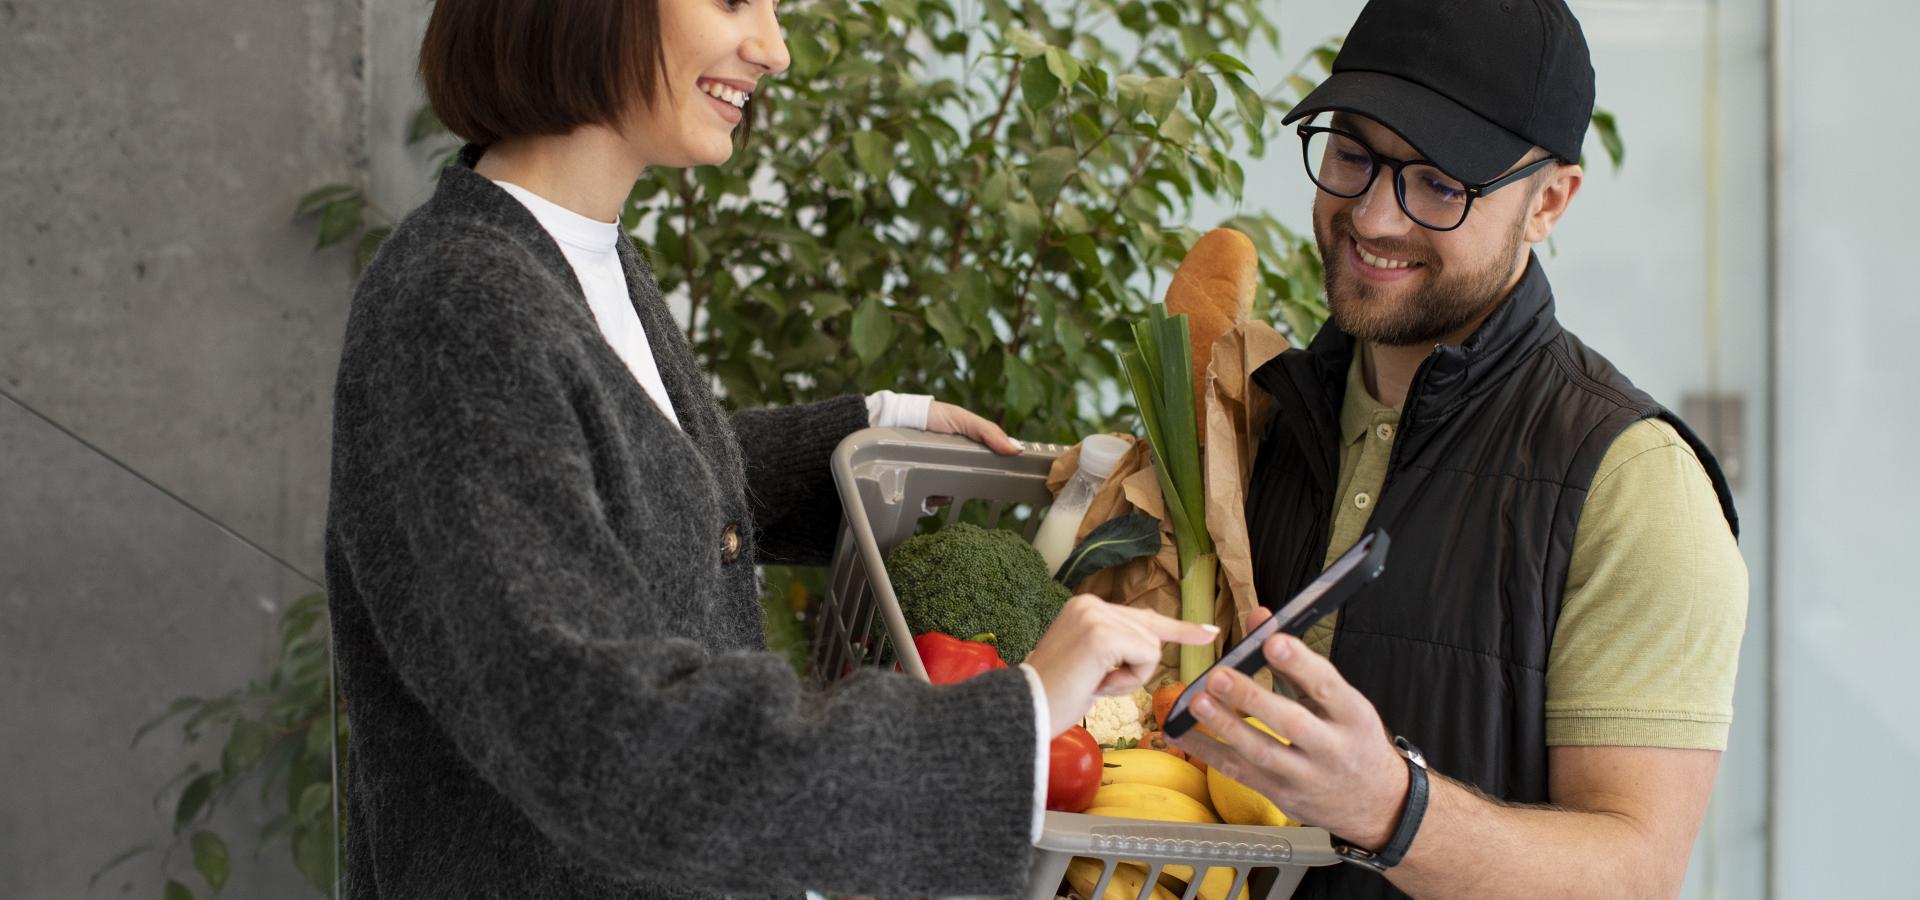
xmin=1205 ymin=718 xmax=1295 ymax=827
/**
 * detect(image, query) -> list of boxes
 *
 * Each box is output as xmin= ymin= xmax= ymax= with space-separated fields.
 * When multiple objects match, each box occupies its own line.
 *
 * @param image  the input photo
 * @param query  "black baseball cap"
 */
xmin=1282 ymin=0 xmax=1596 ymax=185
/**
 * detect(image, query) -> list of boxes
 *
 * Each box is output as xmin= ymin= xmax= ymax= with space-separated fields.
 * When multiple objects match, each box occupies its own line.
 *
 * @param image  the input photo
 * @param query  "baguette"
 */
xmin=1164 ymin=228 xmax=1258 ymax=432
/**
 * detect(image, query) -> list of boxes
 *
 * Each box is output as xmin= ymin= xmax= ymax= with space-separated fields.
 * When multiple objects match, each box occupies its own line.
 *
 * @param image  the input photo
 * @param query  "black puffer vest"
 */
xmin=1246 ymin=256 xmax=1736 ymax=899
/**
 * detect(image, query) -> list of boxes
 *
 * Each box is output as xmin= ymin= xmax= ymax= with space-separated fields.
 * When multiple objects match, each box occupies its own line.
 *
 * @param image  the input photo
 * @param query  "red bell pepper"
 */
xmin=912 ymin=632 xmax=1007 ymax=684
xmin=1046 ymin=725 xmax=1102 ymax=812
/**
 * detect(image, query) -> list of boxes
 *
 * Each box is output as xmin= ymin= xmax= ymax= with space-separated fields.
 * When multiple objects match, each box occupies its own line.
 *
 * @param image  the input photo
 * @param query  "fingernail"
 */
xmin=1208 ymin=671 xmax=1232 ymax=694
xmin=1009 ymin=438 xmax=1025 ymax=451
xmin=1270 ymin=636 xmax=1294 ymax=661
xmin=1200 ymin=624 xmax=1220 ymax=634
xmin=1193 ymin=695 xmax=1216 ymax=717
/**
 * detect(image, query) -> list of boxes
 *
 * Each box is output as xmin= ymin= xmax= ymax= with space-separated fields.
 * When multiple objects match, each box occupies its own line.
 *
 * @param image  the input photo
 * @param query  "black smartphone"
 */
xmin=1161 ymin=529 xmax=1390 ymax=739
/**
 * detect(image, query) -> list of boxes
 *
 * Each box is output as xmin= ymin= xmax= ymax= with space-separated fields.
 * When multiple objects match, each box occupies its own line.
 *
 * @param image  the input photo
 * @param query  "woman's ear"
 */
xmin=1524 ymin=163 xmax=1583 ymax=244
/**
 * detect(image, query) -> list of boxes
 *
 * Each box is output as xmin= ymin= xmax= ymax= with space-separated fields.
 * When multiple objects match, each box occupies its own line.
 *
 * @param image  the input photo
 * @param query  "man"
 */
xmin=1172 ymin=1 xmax=1748 ymax=898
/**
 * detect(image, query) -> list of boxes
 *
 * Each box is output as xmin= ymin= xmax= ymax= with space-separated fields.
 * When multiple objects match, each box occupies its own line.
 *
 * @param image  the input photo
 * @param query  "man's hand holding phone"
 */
xmin=1171 ymin=607 xmax=1411 ymax=851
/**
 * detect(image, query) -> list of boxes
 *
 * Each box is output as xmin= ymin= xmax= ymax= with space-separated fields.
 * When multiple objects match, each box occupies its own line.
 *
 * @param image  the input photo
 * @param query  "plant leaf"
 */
xmin=1186 ymin=71 xmax=1217 ymax=124
xmin=1029 ymin=146 xmax=1078 ymax=208
xmin=851 ymin=131 xmax=893 ymax=180
xmin=1020 ymin=59 xmax=1060 ymax=110
xmin=926 ymin=299 xmax=970 ymax=349
xmin=1143 ymin=76 xmax=1184 ymax=124
xmin=406 ymin=106 xmax=446 ymax=145
xmin=1225 ymin=74 xmax=1266 ymax=132
xmin=191 ymin=831 xmax=230 ymax=893
xmin=175 ymin=772 xmax=218 ymax=833
xmin=297 ymin=782 xmax=333 ymax=823
xmin=1044 ymin=47 xmax=1080 ymax=89
xmin=1006 ymin=27 xmax=1048 ymax=58
xmin=1004 ymin=353 xmax=1042 ymax=417
xmin=132 ymin=696 xmax=203 ymax=749
xmin=293 ymin=185 xmax=356 ymax=219
xmin=314 ymin=199 xmax=362 ymax=250
xmin=849 ymin=297 xmax=896 ymax=364
xmin=292 ymin=825 xmax=334 ymax=894
xmin=1054 ymin=513 xmax=1162 ymax=587
xmin=1591 ymin=108 xmax=1625 ymax=172
xmin=222 ymin=720 xmax=271 ymax=774
xmin=165 ymin=879 xmax=196 ymax=900
xmin=1204 ymin=51 xmax=1254 ymax=77
xmin=88 ymin=843 xmax=154 ymax=889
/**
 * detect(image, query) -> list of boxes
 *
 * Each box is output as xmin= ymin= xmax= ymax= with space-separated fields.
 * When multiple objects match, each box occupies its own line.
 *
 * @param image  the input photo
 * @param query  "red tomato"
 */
xmin=1045 ymin=725 xmax=1103 ymax=812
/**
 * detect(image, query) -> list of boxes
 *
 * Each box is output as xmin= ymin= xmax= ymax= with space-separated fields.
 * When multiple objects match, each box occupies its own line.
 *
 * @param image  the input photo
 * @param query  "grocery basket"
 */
xmin=814 ymin=428 xmax=1341 ymax=900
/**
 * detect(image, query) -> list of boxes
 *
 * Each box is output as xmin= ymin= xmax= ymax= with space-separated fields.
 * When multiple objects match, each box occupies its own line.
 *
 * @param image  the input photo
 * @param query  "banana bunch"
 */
xmin=1066 ymin=746 xmax=1299 ymax=900
xmin=1062 ymin=856 xmax=1248 ymax=900
xmin=1086 ymin=749 xmax=1219 ymax=823
xmin=1064 ymin=858 xmax=1177 ymax=900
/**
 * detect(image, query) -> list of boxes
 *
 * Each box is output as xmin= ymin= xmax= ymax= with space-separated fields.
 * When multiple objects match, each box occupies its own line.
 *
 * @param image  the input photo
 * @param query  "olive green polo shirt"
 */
xmin=1302 ymin=356 xmax=1748 ymax=750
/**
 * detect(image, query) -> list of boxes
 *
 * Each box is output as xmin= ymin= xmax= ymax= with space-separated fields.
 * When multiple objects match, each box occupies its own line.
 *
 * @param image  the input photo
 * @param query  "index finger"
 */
xmin=1107 ymin=602 xmax=1221 ymax=646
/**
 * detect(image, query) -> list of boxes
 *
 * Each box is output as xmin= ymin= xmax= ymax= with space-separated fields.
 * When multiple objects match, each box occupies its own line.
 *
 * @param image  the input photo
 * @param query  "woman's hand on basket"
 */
xmin=925 ymin=401 xmax=1023 ymax=455
xmin=1024 ymin=595 xmax=1219 ymax=737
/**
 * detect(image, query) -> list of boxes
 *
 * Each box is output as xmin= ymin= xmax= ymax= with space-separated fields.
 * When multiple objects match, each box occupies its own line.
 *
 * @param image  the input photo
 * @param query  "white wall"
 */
xmin=1774 ymin=0 xmax=1920 ymax=896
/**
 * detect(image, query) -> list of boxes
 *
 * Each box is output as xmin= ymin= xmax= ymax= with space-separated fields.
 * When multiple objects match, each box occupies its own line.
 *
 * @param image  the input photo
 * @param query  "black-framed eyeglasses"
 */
xmin=1296 ymin=124 xmax=1556 ymax=231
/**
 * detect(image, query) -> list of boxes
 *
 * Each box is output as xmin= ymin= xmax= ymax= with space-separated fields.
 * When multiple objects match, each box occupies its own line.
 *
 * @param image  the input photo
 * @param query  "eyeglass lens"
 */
xmin=1303 ymin=130 xmax=1472 ymax=230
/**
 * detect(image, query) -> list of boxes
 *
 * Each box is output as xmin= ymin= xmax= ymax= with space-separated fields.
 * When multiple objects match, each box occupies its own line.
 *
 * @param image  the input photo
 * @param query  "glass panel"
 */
xmin=0 ymin=391 xmax=337 ymax=899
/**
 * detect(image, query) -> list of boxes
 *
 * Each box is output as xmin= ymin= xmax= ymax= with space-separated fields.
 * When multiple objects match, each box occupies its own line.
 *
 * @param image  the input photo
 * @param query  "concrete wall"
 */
xmin=0 ymin=0 xmax=364 ymax=895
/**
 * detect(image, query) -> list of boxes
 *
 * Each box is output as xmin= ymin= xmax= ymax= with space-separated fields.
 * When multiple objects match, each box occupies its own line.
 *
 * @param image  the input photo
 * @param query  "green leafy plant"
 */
xmin=637 ymin=0 xmax=1333 ymax=443
xmin=98 ymin=592 xmax=343 ymax=898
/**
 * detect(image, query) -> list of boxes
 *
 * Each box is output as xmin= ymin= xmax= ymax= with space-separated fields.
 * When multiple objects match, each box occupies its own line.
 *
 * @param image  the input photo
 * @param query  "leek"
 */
xmin=1121 ymin=304 xmax=1217 ymax=682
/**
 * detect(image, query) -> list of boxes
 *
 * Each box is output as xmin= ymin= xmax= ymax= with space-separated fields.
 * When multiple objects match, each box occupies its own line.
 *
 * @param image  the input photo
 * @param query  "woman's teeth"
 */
xmin=700 ymin=81 xmax=750 ymax=109
xmin=1357 ymin=246 xmax=1416 ymax=270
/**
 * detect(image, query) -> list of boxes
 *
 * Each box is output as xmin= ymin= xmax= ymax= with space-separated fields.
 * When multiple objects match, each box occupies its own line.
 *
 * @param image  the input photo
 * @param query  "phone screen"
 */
xmin=1161 ymin=530 xmax=1389 ymax=739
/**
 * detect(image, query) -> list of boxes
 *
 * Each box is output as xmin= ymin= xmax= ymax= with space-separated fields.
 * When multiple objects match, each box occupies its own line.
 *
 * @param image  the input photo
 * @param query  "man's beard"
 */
xmin=1313 ymin=207 xmax=1527 ymax=347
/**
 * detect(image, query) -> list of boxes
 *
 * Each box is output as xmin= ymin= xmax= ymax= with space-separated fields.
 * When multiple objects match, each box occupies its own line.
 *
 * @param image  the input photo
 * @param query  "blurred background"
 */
xmin=3 ymin=0 xmax=1913 ymax=897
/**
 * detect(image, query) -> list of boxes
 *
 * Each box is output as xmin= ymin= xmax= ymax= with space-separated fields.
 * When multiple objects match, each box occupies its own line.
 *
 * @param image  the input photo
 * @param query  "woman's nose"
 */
xmin=743 ymin=8 xmax=791 ymax=75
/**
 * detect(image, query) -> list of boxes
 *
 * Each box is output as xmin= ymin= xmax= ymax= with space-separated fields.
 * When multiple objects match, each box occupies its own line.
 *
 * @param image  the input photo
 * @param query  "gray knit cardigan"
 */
xmin=324 ymin=150 xmax=1037 ymax=900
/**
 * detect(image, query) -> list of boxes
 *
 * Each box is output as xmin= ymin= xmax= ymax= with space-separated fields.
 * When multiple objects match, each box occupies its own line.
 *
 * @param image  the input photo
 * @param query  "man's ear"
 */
xmin=1524 ymin=163 xmax=1583 ymax=244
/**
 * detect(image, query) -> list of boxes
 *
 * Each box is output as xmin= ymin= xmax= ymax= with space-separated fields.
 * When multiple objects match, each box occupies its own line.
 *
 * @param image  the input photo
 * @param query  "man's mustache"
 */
xmin=1328 ymin=209 xmax=1434 ymax=267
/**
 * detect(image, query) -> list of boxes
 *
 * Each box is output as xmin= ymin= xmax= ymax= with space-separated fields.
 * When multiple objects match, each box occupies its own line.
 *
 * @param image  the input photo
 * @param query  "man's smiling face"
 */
xmin=1310 ymin=113 xmax=1557 ymax=347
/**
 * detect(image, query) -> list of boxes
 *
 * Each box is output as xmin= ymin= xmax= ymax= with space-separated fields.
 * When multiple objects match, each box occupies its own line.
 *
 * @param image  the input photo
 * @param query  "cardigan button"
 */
xmin=720 ymin=524 xmax=742 ymax=564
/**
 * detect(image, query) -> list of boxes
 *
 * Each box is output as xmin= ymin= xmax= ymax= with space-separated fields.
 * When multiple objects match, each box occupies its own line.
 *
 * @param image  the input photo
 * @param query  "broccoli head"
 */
xmin=885 ymin=522 xmax=1071 ymax=664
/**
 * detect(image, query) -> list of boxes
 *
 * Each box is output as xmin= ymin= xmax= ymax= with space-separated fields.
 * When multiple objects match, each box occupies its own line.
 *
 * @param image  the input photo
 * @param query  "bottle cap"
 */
xmin=1077 ymin=434 xmax=1129 ymax=482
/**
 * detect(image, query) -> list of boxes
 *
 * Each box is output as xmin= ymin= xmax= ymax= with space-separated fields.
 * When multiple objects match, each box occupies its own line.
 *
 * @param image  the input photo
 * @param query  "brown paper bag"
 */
xmin=1202 ymin=319 xmax=1291 ymax=644
xmin=1044 ymin=319 xmax=1290 ymax=678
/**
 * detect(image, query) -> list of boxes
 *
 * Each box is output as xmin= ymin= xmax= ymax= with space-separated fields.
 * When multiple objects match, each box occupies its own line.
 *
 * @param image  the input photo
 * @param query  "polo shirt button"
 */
xmin=1376 ymin=423 xmax=1395 ymax=441
xmin=1354 ymin=492 xmax=1372 ymax=510
xmin=720 ymin=523 xmax=742 ymax=564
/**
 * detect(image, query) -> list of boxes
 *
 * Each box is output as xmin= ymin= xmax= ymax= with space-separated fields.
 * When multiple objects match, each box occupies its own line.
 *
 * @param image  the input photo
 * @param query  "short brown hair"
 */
xmin=418 ymin=0 xmax=669 ymax=146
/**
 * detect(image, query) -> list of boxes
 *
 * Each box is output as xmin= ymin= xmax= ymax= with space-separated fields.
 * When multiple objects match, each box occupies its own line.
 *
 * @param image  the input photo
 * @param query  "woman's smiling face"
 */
xmin=627 ymin=0 xmax=789 ymax=167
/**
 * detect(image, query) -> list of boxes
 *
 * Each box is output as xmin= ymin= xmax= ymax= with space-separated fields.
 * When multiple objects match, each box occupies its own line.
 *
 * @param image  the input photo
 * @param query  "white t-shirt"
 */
xmin=493 ymin=180 xmax=1047 ymax=841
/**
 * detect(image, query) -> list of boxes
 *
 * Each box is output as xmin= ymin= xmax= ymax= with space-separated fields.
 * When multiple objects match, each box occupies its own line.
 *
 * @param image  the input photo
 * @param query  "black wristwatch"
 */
xmin=1334 ymin=736 xmax=1429 ymax=872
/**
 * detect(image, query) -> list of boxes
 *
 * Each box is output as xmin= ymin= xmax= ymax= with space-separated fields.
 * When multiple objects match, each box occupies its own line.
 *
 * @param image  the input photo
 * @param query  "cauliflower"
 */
xmin=1082 ymin=688 xmax=1152 ymax=748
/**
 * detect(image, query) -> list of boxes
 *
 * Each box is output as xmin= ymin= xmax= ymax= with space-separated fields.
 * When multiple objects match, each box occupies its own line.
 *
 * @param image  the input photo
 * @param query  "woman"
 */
xmin=325 ymin=1 xmax=1215 ymax=897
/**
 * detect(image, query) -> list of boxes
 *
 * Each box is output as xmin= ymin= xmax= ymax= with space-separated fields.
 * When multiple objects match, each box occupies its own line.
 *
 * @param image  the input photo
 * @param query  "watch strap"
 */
xmin=1335 ymin=736 xmax=1429 ymax=872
